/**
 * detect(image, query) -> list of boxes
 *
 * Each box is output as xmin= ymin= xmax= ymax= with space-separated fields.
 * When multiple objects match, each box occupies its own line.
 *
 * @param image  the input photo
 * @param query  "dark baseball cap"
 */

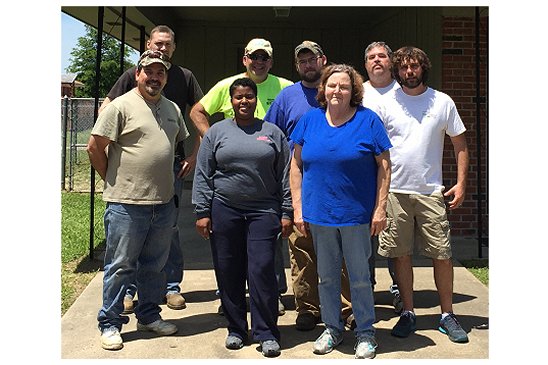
xmin=138 ymin=50 xmax=172 ymax=70
xmin=294 ymin=41 xmax=324 ymax=58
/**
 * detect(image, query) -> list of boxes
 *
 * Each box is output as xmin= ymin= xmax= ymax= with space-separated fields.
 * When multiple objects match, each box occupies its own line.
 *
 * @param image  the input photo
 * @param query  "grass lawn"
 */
xmin=61 ymin=191 xmax=105 ymax=315
xmin=459 ymin=259 xmax=489 ymax=286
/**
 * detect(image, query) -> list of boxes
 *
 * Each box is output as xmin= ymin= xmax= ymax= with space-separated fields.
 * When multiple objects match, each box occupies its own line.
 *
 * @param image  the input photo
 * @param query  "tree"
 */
xmin=66 ymin=25 xmax=137 ymax=98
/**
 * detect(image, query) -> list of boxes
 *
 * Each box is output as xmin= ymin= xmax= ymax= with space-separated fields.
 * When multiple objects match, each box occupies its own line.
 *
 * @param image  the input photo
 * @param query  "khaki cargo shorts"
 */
xmin=378 ymin=192 xmax=452 ymax=259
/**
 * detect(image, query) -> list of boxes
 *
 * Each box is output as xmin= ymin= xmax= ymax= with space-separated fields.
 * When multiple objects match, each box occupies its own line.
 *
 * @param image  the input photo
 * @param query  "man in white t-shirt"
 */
xmin=361 ymin=41 xmax=402 ymax=315
xmin=376 ymin=46 xmax=470 ymax=344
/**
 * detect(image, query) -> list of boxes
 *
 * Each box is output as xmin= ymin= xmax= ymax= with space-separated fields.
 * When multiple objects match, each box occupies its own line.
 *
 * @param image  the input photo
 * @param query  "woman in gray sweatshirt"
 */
xmin=192 ymin=77 xmax=292 ymax=357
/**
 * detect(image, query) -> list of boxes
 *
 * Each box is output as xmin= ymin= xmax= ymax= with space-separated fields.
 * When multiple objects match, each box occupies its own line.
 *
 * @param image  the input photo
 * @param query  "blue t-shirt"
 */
xmin=290 ymin=105 xmax=392 ymax=226
xmin=264 ymin=81 xmax=319 ymax=151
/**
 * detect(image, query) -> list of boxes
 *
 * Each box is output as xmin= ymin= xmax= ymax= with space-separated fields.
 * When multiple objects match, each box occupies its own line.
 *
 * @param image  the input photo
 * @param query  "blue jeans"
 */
xmin=309 ymin=223 xmax=375 ymax=339
xmin=97 ymin=198 xmax=175 ymax=331
xmin=125 ymin=157 xmax=184 ymax=299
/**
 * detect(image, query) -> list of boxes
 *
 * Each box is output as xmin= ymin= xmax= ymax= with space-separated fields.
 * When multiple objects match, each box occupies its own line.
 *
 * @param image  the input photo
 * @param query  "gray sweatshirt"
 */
xmin=192 ymin=118 xmax=293 ymax=220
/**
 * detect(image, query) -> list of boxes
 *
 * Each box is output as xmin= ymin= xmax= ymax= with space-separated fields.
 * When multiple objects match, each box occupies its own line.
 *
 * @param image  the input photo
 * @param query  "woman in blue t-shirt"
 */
xmin=290 ymin=64 xmax=392 ymax=359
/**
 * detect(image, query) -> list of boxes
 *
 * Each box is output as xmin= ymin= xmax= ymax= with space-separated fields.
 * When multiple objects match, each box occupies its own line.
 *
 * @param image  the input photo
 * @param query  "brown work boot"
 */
xmin=166 ymin=293 xmax=186 ymax=310
xmin=295 ymin=312 xmax=320 ymax=331
xmin=122 ymin=295 xmax=134 ymax=314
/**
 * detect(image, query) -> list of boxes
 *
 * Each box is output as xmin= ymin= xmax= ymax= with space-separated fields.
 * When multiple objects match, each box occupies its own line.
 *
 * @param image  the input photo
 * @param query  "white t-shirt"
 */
xmin=375 ymin=87 xmax=466 ymax=195
xmin=362 ymin=79 xmax=400 ymax=113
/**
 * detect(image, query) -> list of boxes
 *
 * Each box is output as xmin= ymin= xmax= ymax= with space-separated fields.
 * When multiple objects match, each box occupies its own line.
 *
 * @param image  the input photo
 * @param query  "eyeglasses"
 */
xmin=246 ymin=53 xmax=271 ymax=62
xmin=140 ymin=50 xmax=172 ymax=63
xmin=296 ymin=56 xmax=320 ymax=66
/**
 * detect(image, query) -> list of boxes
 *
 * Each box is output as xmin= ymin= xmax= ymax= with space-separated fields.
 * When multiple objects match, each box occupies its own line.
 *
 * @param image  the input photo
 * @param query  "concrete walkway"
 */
xmin=61 ymin=186 xmax=489 ymax=359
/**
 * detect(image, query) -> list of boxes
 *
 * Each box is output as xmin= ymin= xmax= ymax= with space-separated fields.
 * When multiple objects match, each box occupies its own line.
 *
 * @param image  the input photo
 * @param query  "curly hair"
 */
xmin=392 ymin=46 xmax=432 ymax=85
xmin=316 ymin=64 xmax=364 ymax=108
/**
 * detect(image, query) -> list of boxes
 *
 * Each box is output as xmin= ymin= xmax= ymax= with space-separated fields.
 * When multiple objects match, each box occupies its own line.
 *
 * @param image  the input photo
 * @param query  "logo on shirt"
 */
xmin=257 ymin=136 xmax=272 ymax=142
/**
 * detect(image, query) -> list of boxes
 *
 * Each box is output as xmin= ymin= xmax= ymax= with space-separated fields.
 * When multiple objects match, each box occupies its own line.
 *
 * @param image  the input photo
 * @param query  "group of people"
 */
xmin=87 ymin=24 xmax=470 ymax=359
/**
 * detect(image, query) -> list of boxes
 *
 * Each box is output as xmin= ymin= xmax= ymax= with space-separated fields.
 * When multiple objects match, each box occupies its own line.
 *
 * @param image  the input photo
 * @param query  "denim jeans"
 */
xmin=309 ymin=223 xmax=375 ymax=339
xmin=125 ymin=157 xmax=184 ymax=299
xmin=97 ymin=198 xmax=175 ymax=331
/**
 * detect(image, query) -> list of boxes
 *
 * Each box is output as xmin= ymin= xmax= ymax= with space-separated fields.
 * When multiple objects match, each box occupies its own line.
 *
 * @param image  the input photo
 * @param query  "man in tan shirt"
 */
xmin=87 ymin=50 xmax=189 ymax=351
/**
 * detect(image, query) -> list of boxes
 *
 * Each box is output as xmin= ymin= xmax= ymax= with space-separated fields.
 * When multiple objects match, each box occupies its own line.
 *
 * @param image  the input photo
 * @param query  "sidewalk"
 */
xmin=61 ymin=186 xmax=489 ymax=359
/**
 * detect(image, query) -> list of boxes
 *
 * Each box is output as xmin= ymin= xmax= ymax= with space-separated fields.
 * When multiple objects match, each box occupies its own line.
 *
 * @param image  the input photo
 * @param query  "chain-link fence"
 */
xmin=61 ymin=97 xmax=105 ymax=192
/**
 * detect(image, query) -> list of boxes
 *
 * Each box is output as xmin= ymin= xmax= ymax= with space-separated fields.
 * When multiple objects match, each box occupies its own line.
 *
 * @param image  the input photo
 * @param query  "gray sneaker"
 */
xmin=354 ymin=337 xmax=378 ymax=359
xmin=313 ymin=328 xmax=343 ymax=355
xmin=101 ymin=327 xmax=123 ymax=350
xmin=261 ymin=339 xmax=281 ymax=357
xmin=439 ymin=313 xmax=469 ymax=343
xmin=137 ymin=319 xmax=178 ymax=335
xmin=225 ymin=334 xmax=244 ymax=349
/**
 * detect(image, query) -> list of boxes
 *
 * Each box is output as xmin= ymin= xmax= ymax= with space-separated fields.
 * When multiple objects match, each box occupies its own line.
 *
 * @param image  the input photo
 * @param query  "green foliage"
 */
xmin=66 ymin=25 xmax=138 ymax=98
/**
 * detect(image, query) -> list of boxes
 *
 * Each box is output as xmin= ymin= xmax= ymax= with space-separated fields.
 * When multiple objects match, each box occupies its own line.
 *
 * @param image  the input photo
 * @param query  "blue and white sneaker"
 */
xmin=439 ymin=313 xmax=469 ymax=343
xmin=354 ymin=336 xmax=378 ymax=359
xmin=313 ymin=328 xmax=343 ymax=355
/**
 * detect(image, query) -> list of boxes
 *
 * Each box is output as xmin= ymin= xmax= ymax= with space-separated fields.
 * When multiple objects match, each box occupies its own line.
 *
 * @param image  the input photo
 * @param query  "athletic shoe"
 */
xmin=100 ymin=327 xmax=123 ymax=350
xmin=439 ymin=313 xmax=469 ymax=343
xmin=313 ymin=328 xmax=343 ymax=355
xmin=391 ymin=311 xmax=416 ymax=338
xmin=261 ymin=339 xmax=281 ymax=357
xmin=225 ymin=334 xmax=244 ymax=349
xmin=354 ymin=336 xmax=378 ymax=359
xmin=137 ymin=319 xmax=178 ymax=335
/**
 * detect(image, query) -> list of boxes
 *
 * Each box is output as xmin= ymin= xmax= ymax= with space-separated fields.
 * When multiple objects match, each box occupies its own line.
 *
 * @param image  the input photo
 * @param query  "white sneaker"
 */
xmin=137 ymin=319 xmax=178 ymax=335
xmin=354 ymin=337 xmax=378 ymax=359
xmin=101 ymin=327 xmax=123 ymax=350
xmin=313 ymin=328 xmax=343 ymax=355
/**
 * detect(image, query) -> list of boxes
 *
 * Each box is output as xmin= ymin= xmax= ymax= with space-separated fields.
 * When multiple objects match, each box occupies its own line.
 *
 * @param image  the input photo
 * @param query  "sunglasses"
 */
xmin=246 ymin=53 xmax=271 ymax=62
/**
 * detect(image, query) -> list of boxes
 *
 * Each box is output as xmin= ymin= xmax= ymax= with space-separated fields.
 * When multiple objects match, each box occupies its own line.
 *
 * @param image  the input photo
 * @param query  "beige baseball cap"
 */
xmin=244 ymin=38 xmax=273 ymax=57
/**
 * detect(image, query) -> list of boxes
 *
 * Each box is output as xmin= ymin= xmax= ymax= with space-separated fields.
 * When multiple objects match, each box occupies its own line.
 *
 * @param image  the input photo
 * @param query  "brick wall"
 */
xmin=441 ymin=15 xmax=488 ymax=239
